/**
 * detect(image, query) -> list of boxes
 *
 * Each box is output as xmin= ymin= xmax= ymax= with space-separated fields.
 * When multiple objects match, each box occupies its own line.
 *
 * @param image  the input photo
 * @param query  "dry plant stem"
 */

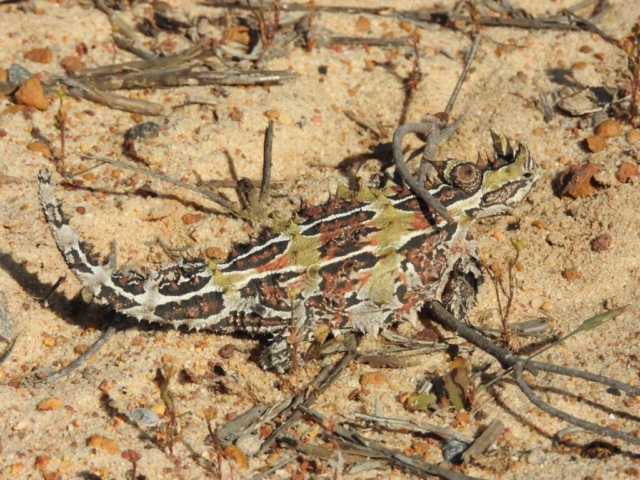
xmin=258 ymin=345 xmax=357 ymax=454
xmin=281 ymin=438 xmax=367 ymax=463
xmin=392 ymin=119 xmax=454 ymax=223
xmin=461 ymin=418 xmax=504 ymax=463
xmin=562 ymin=9 xmax=618 ymax=45
xmin=72 ymin=47 xmax=204 ymax=78
xmin=503 ymin=252 xmax=519 ymax=323
xmin=398 ymin=36 xmax=423 ymax=126
xmin=55 ymin=91 xmax=67 ymax=166
xmin=415 ymin=31 xmax=479 ymax=185
xmin=218 ymin=401 xmax=294 ymax=445
xmin=512 ymin=361 xmax=640 ymax=446
xmin=344 ymin=109 xmax=386 ymax=138
xmin=61 ymin=79 xmax=167 ymax=116
xmin=76 ymin=67 xmax=295 ymax=90
xmin=329 ymin=36 xmax=413 ymax=47
xmin=399 ymin=10 xmax=585 ymax=32
xmin=426 ymin=301 xmax=640 ymax=445
xmin=354 ymin=412 xmax=475 ymax=444
xmin=246 ymin=0 xmax=280 ymax=50
xmin=534 ymin=79 xmax=555 ymax=123
xmin=0 ymin=336 xmax=18 ymax=366
xmin=206 ymin=1 xmax=602 ymax=34
xmin=298 ymin=406 xmax=481 ymax=480
xmin=39 ymin=322 xmax=117 ymax=384
xmin=75 ymin=153 xmax=250 ymax=220
xmin=93 ymin=0 xmax=157 ymax=60
xmin=428 ymin=301 xmax=640 ymax=394
xmin=443 ymin=33 xmax=481 ymax=118
xmin=260 ymin=120 xmax=274 ymax=204
xmin=246 ymin=456 xmax=297 ymax=480
xmin=32 ymin=275 xmax=66 ymax=304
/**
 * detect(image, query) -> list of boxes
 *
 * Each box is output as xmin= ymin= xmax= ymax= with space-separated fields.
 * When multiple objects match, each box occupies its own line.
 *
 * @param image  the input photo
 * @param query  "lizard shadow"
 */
xmin=0 ymin=252 xmax=103 ymax=330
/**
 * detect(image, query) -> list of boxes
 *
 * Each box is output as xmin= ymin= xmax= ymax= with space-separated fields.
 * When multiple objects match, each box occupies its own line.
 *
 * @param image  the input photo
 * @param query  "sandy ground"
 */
xmin=1 ymin=0 xmax=640 ymax=478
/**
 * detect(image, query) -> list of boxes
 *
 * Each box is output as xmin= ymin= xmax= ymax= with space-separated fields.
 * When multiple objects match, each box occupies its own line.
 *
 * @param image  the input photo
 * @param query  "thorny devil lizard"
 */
xmin=38 ymin=130 xmax=539 ymax=372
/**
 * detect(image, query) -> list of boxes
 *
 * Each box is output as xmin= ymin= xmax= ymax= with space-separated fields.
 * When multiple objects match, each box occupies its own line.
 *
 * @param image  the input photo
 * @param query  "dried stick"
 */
xmin=75 ymin=153 xmax=251 ymax=220
xmin=444 ymin=33 xmax=481 ymax=118
xmin=426 ymin=301 xmax=640 ymax=446
xmin=354 ymin=412 xmax=475 ymax=443
xmin=392 ymin=116 xmax=454 ymax=223
xmin=298 ymin=406 xmax=482 ymax=480
xmin=258 ymin=344 xmax=357 ymax=454
xmin=0 ymin=336 xmax=18 ymax=366
xmin=562 ymin=8 xmax=618 ymax=45
xmin=93 ymin=0 xmax=157 ymax=60
xmin=329 ymin=36 xmax=414 ymax=47
xmin=398 ymin=35 xmax=423 ymax=126
xmin=513 ymin=361 xmax=640 ymax=446
xmin=259 ymin=120 xmax=274 ymax=204
xmin=76 ymin=67 xmax=296 ymax=90
xmin=94 ymin=0 xmax=158 ymax=59
xmin=60 ymin=78 xmax=168 ymax=116
xmin=71 ymin=47 xmax=205 ymax=78
xmin=246 ymin=456 xmax=297 ymax=480
xmin=38 ymin=321 xmax=118 ymax=384
xmin=461 ymin=418 xmax=504 ymax=463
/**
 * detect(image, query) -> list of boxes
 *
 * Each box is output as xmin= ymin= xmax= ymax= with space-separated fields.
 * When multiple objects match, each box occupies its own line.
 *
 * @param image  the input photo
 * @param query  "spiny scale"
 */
xmin=38 ymin=133 xmax=539 ymax=372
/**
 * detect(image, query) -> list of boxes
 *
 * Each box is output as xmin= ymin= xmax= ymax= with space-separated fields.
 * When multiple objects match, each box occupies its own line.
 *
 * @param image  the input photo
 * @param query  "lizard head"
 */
xmin=428 ymin=132 xmax=540 ymax=222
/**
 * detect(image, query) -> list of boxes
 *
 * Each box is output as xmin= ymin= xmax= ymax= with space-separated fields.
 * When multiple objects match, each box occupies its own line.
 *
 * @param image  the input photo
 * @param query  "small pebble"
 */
xmin=235 ymin=434 xmax=262 ymax=457
xmin=14 ymin=77 xmax=49 ymax=111
xmin=182 ymin=213 xmax=203 ymax=225
xmin=585 ymin=134 xmax=606 ymax=153
xmin=13 ymin=420 xmax=27 ymax=431
xmin=591 ymin=233 xmax=611 ymax=252
xmin=24 ymin=47 xmax=52 ymax=64
xmin=626 ymin=129 xmax=640 ymax=142
xmin=60 ymin=56 xmax=86 ymax=74
xmin=399 ymin=20 xmax=413 ymax=32
xmin=540 ymin=301 xmax=554 ymax=313
xmin=223 ymin=444 xmax=249 ymax=469
xmin=527 ymin=447 xmax=547 ymax=464
xmin=557 ymin=162 xmax=602 ymax=198
xmin=86 ymin=434 xmax=119 ymax=454
xmin=36 ymin=397 xmax=63 ymax=411
xmin=130 ymin=407 xmax=161 ymax=427
xmin=595 ymin=119 xmax=622 ymax=138
xmin=616 ymin=162 xmax=638 ymax=183
xmin=531 ymin=297 xmax=545 ymax=309
xmin=562 ymin=268 xmax=581 ymax=281
xmin=27 ymin=141 xmax=51 ymax=157
xmin=218 ymin=343 xmax=235 ymax=359
xmin=125 ymin=121 xmax=159 ymax=141
xmin=442 ymin=438 xmax=470 ymax=464
xmin=360 ymin=371 xmax=387 ymax=387
xmin=8 ymin=63 xmax=33 ymax=84
xmin=355 ymin=15 xmax=371 ymax=31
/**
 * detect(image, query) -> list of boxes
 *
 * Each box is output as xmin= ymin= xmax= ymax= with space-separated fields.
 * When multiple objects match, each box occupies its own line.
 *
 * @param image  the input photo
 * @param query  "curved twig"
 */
xmin=392 ymin=118 xmax=454 ymax=223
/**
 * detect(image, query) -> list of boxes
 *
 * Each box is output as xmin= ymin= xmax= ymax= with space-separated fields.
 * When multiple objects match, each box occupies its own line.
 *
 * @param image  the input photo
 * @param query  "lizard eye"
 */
xmin=450 ymin=163 xmax=481 ymax=192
